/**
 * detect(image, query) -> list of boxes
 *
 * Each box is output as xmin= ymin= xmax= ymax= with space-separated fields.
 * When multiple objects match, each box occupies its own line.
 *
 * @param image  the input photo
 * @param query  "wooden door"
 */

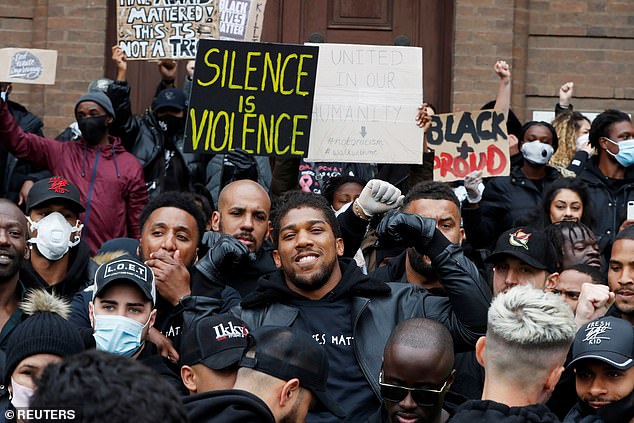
xmin=106 ymin=0 xmax=454 ymax=114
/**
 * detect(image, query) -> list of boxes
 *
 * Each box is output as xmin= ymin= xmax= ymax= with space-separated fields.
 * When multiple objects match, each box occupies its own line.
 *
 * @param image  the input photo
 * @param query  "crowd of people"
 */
xmin=0 ymin=49 xmax=632 ymax=423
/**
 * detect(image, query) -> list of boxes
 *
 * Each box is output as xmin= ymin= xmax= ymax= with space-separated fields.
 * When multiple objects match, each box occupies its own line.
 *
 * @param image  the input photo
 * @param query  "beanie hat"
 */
xmin=4 ymin=290 xmax=85 ymax=384
xmin=74 ymin=92 xmax=115 ymax=119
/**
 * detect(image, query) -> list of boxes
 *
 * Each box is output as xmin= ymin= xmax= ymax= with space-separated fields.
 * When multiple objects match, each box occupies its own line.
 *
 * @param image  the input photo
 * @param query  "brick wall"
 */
xmin=0 ymin=0 xmax=108 ymax=137
xmin=453 ymin=0 xmax=634 ymax=122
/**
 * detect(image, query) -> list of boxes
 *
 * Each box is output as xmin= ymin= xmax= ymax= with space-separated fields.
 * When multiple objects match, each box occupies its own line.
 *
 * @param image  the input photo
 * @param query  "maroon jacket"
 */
xmin=0 ymin=101 xmax=148 ymax=255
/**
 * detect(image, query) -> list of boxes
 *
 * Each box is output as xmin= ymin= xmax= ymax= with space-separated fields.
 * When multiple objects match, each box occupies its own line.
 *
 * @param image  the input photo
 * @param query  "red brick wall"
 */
xmin=0 ymin=0 xmax=108 ymax=137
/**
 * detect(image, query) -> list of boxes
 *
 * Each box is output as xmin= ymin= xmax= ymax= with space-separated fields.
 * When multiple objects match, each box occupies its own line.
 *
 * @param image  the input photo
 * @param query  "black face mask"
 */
xmin=157 ymin=115 xmax=184 ymax=137
xmin=78 ymin=115 xmax=108 ymax=145
xmin=579 ymin=390 xmax=634 ymax=423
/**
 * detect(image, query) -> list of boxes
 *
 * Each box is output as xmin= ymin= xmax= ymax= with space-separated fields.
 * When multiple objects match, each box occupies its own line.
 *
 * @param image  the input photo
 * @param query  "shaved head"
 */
xmin=217 ymin=180 xmax=271 ymax=211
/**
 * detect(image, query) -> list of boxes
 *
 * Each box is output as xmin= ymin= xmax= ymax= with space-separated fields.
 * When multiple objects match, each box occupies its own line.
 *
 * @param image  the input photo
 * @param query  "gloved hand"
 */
xmin=375 ymin=210 xmax=436 ymax=253
xmin=223 ymin=149 xmax=258 ymax=186
xmin=464 ymin=170 xmax=484 ymax=203
xmin=196 ymin=231 xmax=252 ymax=280
xmin=356 ymin=179 xmax=404 ymax=218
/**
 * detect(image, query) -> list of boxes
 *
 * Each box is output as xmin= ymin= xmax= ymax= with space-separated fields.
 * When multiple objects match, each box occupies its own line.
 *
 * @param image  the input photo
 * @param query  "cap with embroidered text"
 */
xmin=93 ymin=255 xmax=156 ymax=306
xmin=568 ymin=316 xmax=634 ymax=370
xmin=26 ymin=176 xmax=85 ymax=213
xmin=485 ymin=227 xmax=558 ymax=274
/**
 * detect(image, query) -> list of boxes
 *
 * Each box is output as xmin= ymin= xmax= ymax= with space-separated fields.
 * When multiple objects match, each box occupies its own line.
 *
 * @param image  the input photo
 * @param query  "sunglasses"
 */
xmin=379 ymin=371 xmax=450 ymax=406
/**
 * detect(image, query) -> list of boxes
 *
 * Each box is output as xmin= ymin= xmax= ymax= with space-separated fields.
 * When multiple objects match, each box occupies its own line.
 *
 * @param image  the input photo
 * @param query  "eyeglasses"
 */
xmin=378 ymin=371 xmax=450 ymax=406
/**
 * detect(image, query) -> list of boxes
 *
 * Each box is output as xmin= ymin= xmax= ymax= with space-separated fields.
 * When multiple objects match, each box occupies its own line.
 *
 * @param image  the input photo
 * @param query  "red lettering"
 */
xmin=487 ymin=144 xmax=507 ymax=175
xmin=468 ymin=152 xmax=487 ymax=172
xmin=453 ymin=157 xmax=469 ymax=178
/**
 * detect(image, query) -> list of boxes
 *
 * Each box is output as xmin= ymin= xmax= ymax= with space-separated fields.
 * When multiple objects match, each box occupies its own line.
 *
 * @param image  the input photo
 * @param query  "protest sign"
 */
xmin=219 ymin=0 xmax=266 ymax=42
xmin=116 ymin=0 xmax=220 ymax=60
xmin=184 ymin=39 xmax=319 ymax=157
xmin=306 ymin=43 xmax=423 ymax=164
xmin=0 ymin=49 xmax=57 ymax=85
xmin=428 ymin=110 xmax=510 ymax=182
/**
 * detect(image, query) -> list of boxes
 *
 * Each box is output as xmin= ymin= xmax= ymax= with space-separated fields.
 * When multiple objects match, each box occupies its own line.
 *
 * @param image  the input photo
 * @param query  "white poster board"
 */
xmin=0 ymin=49 xmax=57 ymax=85
xmin=307 ymin=43 xmax=423 ymax=164
xmin=219 ymin=0 xmax=266 ymax=42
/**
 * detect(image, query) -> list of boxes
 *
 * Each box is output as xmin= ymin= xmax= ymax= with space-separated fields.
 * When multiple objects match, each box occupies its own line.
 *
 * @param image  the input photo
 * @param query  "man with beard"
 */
xmin=370 ymin=181 xmax=473 ymax=293
xmin=0 ymin=91 xmax=147 ymax=255
xmin=237 ymin=192 xmax=490 ymax=422
xmin=369 ymin=318 xmax=456 ymax=423
xmin=606 ymin=226 xmax=634 ymax=324
xmin=0 ymin=200 xmax=30 ymax=350
xmin=563 ymin=316 xmax=634 ymax=422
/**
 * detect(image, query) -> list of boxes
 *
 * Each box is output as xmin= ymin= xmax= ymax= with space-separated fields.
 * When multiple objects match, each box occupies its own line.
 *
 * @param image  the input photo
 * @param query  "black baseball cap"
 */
xmin=26 ymin=176 xmax=85 ymax=214
xmin=152 ymin=88 xmax=187 ymax=112
xmin=239 ymin=326 xmax=346 ymax=418
xmin=485 ymin=227 xmax=558 ymax=273
xmin=93 ymin=255 xmax=156 ymax=306
xmin=180 ymin=314 xmax=249 ymax=370
xmin=569 ymin=316 xmax=634 ymax=370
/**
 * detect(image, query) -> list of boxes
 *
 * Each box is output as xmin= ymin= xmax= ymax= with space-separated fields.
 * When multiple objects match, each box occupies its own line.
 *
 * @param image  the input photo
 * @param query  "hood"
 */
xmin=240 ymin=257 xmax=391 ymax=309
xmin=78 ymin=135 xmax=127 ymax=158
xmin=182 ymin=389 xmax=275 ymax=423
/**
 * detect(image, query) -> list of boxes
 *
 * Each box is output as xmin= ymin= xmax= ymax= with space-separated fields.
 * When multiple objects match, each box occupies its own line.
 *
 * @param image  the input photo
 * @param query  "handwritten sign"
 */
xmin=0 ymin=49 xmax=57 ymax=85
xmin=428 ymin=110 xmax=510 ymax=182
xmin=219 ymin=0 xmax=266 ymax=42
xmin=306 ymin=43 xmax=423 ymax=164
xmin=184 ymin=39 xmax=319 ymax=157
xmin=116 ymin=0 xmax=220 ymax=60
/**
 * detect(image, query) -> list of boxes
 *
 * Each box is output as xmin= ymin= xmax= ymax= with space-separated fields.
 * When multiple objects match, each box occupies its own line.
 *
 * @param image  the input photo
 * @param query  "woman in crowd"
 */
xmin=543 ymin=177 xmax=595 ymax=228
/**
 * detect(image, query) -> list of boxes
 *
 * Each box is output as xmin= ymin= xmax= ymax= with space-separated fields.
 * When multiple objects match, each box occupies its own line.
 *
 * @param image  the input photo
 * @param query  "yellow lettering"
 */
xmin=257 ymin=114 xmax=275 ymax=154
xmin=280 ymin=53 xmax=298 ymax=95
xmin=211 ymin=111 xmax=230 ymax=151
xmin=198 ymin=48 xmax=220 ymax=87
xmin=262 ymin=52 xmax=281 ymax=93
xmin=241 ymin=113 xmax=256 ymax=153
xmin=228 ymin=51 xmax=243 ymax=89
xmin=296 ymin=54 xmax=312 ymax=96
xmin=291 ymin=115 xmax=307 ymax=155
xmin=189 ymin=108 xmax=208 ymax=150
xmin=274 ymin=113 xmax=291 ymax=154
xmin=244 ymin=52 xmax=261 ymax=91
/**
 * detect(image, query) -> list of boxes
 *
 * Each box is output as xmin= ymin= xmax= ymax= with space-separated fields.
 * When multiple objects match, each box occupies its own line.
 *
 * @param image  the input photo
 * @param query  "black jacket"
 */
xmin=463 ymin=165 xmax=561 ymax=249
xmin=237 ymin=254 xmax=490 ymax=402
xmin=19 ymin=242 xmax=91 ymax=300
xmin=576 ymin=157 xmax=634 ymax=253
xmin=449 ymin=400 xmax=562 ymax=423
xmin=182 ymin=389 xmax=275 ymax=423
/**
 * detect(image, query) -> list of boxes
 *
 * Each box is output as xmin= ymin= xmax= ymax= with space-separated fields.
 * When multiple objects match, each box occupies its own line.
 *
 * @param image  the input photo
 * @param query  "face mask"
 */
xmin=157 ymin=115 xmax=184 ymax=137
xmin=93 ymin=313 xmax=151 ymax=357
xmin=10 ymin=377 xmax=35 ymax=409
xmin=27 ymin=212 xmax=82 ymax=261
xmin=78 ymin=115 xmax=108 ymax=145
xmin=521 ymin=140 xmax=554 ymax=165
xmin=605 ymin=138 xmax=634 ymax=167
xmin=576 ymin=133 xmax=589 ymax=149
xmin=579 ymin=390 xmax=634 ymax=423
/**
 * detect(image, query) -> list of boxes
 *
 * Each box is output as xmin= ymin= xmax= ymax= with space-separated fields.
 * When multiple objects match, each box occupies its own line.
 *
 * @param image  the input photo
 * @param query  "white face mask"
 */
xmin=27 ymin=212 xmax=83 ymax=261
xmin=10 ymin=377 xmax=35 ymax=409
xmin=521 ymin=140 xmax=554 ymax=165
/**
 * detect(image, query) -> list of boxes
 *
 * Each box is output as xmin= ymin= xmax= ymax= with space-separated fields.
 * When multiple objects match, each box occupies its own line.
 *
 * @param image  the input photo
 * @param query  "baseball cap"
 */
xmin=239 ymin=326 xmax=346 ymax=418
xmin=180 ymin=314 xmax=249 ymax=369
xmin=93 ymin=255 xmax=156 ymax=306
xmin=568 ymin=316 xmax=634 ymax=370
xmin=485 ymin=227 xmax=558 ymax=273
xmin=152 ymin=88 xmax=187 ymax=112
xmin=26 ymin=176 xmax=85 ymax=214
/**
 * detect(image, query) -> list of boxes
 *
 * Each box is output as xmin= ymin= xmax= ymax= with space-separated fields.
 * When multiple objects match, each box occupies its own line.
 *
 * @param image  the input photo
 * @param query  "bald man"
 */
xmin=370 ymin=318 xmax=455 ymax=423
xmin=195 ymin=180 xmax=277 ymax=297
xmin=0 ymin=199 xmax=31 ymax=348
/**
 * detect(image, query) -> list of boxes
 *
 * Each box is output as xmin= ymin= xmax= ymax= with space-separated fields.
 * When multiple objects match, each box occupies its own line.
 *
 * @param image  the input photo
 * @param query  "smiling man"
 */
xmin=564 ymin=316 xmax=634 ymax=423
xmin=238 ymin=192 xmax=490 ymax=422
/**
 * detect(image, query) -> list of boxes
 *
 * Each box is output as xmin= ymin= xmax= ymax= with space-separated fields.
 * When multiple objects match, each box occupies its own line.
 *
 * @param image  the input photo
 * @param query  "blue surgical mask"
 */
xmin=93 ymin=313 xmax=151 ymax=357
xmin=606 ymin=138 xmax=634 ymax=167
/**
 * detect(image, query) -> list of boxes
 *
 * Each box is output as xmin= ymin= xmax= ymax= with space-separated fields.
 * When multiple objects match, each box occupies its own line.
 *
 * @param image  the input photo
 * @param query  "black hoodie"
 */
xmin=449 ymin=400 xmax=562 ymax=423
xmin=182 ymin=389 xmax=275 ymax=423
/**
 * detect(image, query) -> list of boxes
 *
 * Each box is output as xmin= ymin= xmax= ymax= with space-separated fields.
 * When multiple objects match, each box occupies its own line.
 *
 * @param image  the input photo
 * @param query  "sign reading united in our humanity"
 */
xmin=184 ymin=39 xmax=319 ymax=157
xmin=306 ymin=43 xmax=424 ymax=164
xmin=429 ymin=109 xmax=510 ymax=182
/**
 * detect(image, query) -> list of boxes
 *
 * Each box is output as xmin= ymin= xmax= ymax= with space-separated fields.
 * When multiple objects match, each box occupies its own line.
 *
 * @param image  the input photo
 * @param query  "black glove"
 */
xmin=375 ymin=210 xmax=436 ymax=253
xmin=196 ymin=231 xmax=252 ymax=281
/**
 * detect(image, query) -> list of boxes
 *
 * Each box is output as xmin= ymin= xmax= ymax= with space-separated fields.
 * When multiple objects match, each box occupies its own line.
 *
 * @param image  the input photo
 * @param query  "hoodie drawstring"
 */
xmin=81 ymin=147 xmax=87 ymax=177
xmin=112 ymin=144 xmax=121 ymax=177
xmin=83 ymin=149 xmax=100 ymax=236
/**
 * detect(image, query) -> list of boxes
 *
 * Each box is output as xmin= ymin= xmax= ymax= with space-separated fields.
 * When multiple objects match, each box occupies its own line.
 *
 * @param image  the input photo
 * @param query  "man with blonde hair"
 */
xmin=450 ymin=285 xmax=577 ymax=422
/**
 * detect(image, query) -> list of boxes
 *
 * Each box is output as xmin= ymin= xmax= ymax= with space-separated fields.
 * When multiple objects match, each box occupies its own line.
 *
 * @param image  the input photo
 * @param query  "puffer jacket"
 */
xmin=576 ymin=156 xmax=634 ymax=252
xmin=236 ymin=252 xmax=491 ymax=400
xmin=463 ymin=165 xmax=561 ymax=249
xmin=0 ymin=100 xmax=148 ymax=255
xmin=449 ymin=400 xmax=562 ymax=423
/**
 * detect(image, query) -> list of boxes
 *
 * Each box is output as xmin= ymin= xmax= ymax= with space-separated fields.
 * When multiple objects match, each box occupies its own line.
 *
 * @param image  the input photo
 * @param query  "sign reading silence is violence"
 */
xmin=429 ymin=110 xmax=510 ymax=182
xmin=184 ymin=39 xmax=318 ymax=157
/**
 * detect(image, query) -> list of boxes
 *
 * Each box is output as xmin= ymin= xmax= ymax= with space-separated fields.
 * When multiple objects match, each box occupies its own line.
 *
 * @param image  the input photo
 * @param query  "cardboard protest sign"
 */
xmin=306 ymin=43 xmax=423 ymax=164
xmin=0 ymin=49 xmax=57 ymax=85
xmin=184 ymin=39 xmax=319 ymax=157
xmin=428 ymin=110 xmax=510 ymax=182
xmin=219 ymin=0 xmax=266 ymax=42
xmin=116 ymin=0 xmax=220 ymax=60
